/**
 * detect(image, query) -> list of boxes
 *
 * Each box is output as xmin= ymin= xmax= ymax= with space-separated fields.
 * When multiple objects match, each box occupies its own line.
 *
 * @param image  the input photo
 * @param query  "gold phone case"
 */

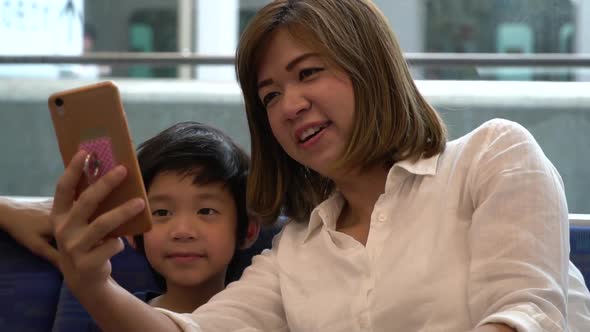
xmin=48 ymin=81 xmax=151 ymax=237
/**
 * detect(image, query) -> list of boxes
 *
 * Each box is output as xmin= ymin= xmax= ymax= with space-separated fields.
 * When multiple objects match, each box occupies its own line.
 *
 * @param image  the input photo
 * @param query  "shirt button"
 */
xmin=378 ymin=214 xmax=387 ymax=222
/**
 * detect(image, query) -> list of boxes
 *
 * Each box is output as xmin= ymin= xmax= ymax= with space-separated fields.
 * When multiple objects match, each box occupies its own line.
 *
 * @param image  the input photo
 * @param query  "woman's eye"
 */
xmin=299 ymin=67 xmax=324 ymax=80
xmin=262 ymin=92 xmax=279 ymax=107
xmin=197 ymin=208 xmax=218 ymax=215
xmin=151 ymin=209 xmax=170 ymax=217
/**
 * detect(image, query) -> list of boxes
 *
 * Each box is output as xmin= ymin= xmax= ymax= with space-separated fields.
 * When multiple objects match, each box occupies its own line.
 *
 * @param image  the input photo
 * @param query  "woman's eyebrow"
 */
xmin=257 ymin=52 xmax=320 ymax=90
xmin=257 ymin=78 xmax=273 ymax=90
xmin=285 ymin=52 xmax=318 ymax=71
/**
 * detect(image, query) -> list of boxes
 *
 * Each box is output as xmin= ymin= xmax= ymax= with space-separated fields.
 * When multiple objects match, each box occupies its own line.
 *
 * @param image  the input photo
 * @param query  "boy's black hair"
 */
xmin=133 ymin=121 xmax=250 ymax=290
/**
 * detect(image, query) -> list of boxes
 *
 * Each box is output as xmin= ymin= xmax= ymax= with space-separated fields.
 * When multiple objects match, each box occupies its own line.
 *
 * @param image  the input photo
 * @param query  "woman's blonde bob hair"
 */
xmin=236 ymin=0 xmax=446 ymax=225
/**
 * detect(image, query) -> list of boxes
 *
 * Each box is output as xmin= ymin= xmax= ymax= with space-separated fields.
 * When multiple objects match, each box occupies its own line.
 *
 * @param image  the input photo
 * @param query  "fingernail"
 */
xmin=113 ymin=165 xmax=127 ymax=177
xmin=132 ymin=198 xmax=145 ymax=211
xmin=75 ymin=150 xmax=88 ymax=161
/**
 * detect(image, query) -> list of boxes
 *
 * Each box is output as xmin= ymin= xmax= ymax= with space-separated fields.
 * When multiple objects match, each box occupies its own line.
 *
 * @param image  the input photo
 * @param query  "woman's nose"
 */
xmin=281 ymin=85 xmax=310 ymax=120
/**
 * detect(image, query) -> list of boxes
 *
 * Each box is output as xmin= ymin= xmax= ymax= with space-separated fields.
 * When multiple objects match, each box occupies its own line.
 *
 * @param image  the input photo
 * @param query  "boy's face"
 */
xmin=143 ymin=171 xmax=238 ymax=289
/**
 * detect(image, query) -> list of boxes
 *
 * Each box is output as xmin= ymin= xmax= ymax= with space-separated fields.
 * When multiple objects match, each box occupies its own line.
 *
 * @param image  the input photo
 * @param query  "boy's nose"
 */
xmin=172 ymin=230 xmax=197 ymax=241
xmin=170 ymin=216 xmax=199 ymax=241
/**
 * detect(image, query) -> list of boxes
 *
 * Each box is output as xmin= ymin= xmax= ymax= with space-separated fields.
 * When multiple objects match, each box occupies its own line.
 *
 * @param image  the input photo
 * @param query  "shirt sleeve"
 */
xmin=154 ymin=234 xmax=289 ymax=332
xmin=466 ymin=119 xmax=569 ymax=331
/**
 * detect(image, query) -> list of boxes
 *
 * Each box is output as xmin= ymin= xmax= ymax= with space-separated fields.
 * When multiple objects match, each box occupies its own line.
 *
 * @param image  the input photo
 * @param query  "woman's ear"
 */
xmin=240 ymin=215 xmax=261 ymax=249
xmin=125 ymin=235 xmax=136 ymax=249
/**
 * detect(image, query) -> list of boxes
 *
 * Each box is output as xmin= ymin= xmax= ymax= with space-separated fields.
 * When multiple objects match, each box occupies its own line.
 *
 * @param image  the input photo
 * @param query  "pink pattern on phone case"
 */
xmin=78 ymin=137 xmax=117 ymax=183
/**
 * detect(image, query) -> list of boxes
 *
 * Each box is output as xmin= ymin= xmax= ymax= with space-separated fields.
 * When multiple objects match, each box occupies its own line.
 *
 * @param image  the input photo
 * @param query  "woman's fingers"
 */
xmin=28 ymin=237 xmax=60 ymax=267
xmin=49 ymin=152 xmax=140 ymax=292
xmin=52 ymin=152 xmax=130 ymax=252
xmin=52 ymin=150 xmax=87 ymax=216
xmin=72 ymin=237 xmax=125 ymax=275
xmin=69 ymin=165 xmax=128 ymax=225
xmin=79 ymin=197 xmax=145 ymax=250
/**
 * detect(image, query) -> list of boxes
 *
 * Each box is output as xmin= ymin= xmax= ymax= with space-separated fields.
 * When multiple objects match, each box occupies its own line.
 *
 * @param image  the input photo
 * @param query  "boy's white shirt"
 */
xmin=155 ymin=119 xmax=590 ymax=331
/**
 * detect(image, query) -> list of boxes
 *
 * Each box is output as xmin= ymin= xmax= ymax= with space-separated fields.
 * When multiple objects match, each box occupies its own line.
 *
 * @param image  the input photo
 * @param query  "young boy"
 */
xmin=123 ymin=121 xmax=260 ymax=313
xmin=87 ymin=121 xmax=262 ymax=331
xmin=1 ymin=121 xmax=264 ymax=331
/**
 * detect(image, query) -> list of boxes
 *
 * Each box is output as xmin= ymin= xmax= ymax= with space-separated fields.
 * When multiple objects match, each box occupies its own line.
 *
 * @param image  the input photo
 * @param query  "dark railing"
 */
xmin=2 ymin=53 xmax=590 ymax=67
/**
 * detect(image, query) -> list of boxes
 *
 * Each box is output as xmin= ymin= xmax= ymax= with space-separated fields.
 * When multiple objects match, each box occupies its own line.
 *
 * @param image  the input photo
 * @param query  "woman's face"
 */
xmin=256 ymin=28 xmax=356 ymax=178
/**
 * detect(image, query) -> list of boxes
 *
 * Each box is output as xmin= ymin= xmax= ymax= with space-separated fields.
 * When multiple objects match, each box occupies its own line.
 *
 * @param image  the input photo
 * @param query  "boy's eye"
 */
xmin=152 ymin=209 xmax=171 ymax=217
xmin=299 ymin=67 xmax=324 ymax=81
xmin=197 ymin=208 xmax=218 ymax=215
xmin=261 ymin=91 xmax=279 ymax=108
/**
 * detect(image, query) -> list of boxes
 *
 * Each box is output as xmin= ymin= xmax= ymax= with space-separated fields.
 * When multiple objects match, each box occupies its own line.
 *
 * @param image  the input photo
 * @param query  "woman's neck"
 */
xmin=150 ymin=273 xmax=226 ymax=313
xmin=333 ymin=164 xmax=389 ymax=229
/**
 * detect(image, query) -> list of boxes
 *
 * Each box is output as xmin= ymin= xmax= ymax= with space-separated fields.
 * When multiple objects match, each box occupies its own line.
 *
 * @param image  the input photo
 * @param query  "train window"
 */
xmin=0 ymin=0 xmax=588 ymax=215
xmin=127 ymin=8 xmax=177 ymax=78
xmin=423 ymin=0 xmax=577 ymax=81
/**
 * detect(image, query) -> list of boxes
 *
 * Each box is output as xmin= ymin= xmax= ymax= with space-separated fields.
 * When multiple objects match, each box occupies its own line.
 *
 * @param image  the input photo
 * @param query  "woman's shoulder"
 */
xmin=436 ymin=118 xmax=549 ymax=182
xmin=446 ymin=118 xmax=539 ymax=158
xmin=455 ymin=118 xmax=534 ymax=145
xmin=259 ymin=218 xmax=318 ymax=255
xmin=274 ymin=219 xmax=309 ymax=243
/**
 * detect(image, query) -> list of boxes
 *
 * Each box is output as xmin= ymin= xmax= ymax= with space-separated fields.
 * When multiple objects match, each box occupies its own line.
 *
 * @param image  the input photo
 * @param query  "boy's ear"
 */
xmin=240 ymin=215 xmax=261 ymax=249
xmin=125 ymin=235 xmax=137 ymax=249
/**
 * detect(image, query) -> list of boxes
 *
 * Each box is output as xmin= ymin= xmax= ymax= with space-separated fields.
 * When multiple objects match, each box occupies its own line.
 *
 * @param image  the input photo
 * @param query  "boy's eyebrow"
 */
xmin=148 ymin=192 xmax=226 ymax=203
xmin=147 ymin=194 xmax=173 ymax=203
xmin=257 ymin=52 xmax=319 ymax=91
xmin=192 ymin=192 xmax=225 ymax=201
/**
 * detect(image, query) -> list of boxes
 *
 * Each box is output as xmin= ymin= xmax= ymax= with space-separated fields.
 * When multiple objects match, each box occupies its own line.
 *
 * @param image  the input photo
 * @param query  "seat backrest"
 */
xmin=0 ymin=230 xmax=62 ymax=332
xmin=51 ymin=239 xmax=161 ymax=332
xmin=570 ymin=226 xmax=590 ymax=289
xmin=1 ymin=205 xmax=587 ymax=332
xmin=51 ymin=224 xmax=283 ymax=332
xmin=226 ymin=224 xmax=283 ymax=284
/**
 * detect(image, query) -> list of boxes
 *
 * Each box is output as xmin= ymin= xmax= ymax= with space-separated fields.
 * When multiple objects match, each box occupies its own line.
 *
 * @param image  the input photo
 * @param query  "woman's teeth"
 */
xmin=300 ymin=125 xmax=326 ymax=142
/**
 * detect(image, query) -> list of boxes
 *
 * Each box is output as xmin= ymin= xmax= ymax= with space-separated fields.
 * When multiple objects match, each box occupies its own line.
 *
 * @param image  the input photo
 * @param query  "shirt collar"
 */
xmin=302 ymin=193 xmax=345 ymax=244
xmin=392 ymin=153 xmax=441 ymax=176
xmin=384 ymin=152 xmax=441 ymax=192
xmin=301 ymin=152 xmax=441 ymax=244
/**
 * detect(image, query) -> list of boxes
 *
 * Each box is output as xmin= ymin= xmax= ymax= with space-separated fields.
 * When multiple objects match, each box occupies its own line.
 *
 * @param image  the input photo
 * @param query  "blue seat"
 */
xmin=1 ymin=222 xmax=588 ymax=331
xmin=570 ymin=226 xmax=590 ymax=287
xmin=50 ymin=224 xmax=282 ymax=332
xmin=0 ymin=230 xmax=62 ymax=332
xmin=51 ymin=238 xmax=161 ymax=332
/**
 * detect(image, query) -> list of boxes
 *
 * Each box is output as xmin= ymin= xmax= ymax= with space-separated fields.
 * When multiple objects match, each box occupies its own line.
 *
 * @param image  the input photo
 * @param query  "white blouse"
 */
xmin=156 ymin=119 xmax=590 ymax=331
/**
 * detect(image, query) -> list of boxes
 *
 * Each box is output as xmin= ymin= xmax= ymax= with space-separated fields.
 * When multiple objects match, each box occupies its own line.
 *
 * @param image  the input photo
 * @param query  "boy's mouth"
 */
xmin=166 ymin=252 xmax=206 ymax=260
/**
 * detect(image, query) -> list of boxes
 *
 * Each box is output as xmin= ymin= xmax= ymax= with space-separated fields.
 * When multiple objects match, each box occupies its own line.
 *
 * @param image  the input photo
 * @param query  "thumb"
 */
xmin=29 ymin=238 xmax=61 ymax=268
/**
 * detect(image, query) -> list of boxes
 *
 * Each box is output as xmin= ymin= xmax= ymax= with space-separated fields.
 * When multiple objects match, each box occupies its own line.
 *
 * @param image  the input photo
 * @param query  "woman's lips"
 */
xmin=298 ymin=122 xmax=331 ymax=149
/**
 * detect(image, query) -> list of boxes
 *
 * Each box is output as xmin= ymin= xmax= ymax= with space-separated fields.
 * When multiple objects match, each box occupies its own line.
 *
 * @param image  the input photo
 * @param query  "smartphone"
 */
xmin=48 ymin=81 xmax=151 ymax=237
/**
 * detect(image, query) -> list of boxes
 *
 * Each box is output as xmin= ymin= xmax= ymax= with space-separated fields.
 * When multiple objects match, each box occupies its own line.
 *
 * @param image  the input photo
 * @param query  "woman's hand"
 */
xmin=51 ymin=151 xmax=146 ymax=294
xmin=0 ymin=197 xmax=59 ymax=266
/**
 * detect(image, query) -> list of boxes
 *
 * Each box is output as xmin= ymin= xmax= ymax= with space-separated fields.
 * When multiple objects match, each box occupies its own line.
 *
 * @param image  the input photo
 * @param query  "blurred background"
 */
xmin=1 ymin=0 xmax=589 ymax=214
